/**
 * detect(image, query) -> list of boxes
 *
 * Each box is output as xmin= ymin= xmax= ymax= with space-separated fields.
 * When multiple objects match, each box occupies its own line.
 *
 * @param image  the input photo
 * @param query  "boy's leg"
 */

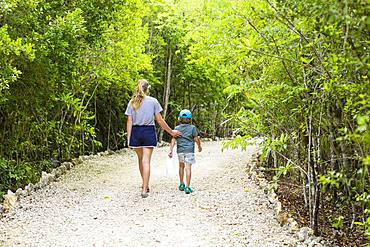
xmin=185 ymin=164 xmax=192 ymax=187
xmin=184 ymin=164 xmax=193 ymax=194
xmin=184 ymin=153 xmax=195 ymax=194
xmin=179 ymin=162 xmax=185 ymax=184
xmin=179 ymin=162 xmax=185 ymax=191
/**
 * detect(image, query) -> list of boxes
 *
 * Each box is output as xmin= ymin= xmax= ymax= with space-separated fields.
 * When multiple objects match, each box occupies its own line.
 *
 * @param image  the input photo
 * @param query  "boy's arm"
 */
xmin=168 ymin=137 xmax=176 ymax=158
xmin=194 ymin=136 xmax=202 ymax=152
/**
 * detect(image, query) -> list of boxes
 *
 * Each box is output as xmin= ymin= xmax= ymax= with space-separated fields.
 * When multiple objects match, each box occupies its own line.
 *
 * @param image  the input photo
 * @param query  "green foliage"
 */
xmin=218 ymin=0 xmax=370 ymax=241
xmin=318 ymin=171 xmax=342 ymax=190
xmin=0 ymin=0 xmax=369 ymax=242
xmin=0 ymin=25 xmax=34 ymax=103
xmin=0 ymin=0 xmax=150 ymax=198
xmin=0 ymin=158 xmax=44 ymax=197
xmin=331 ymin=215 xmax=345 ymax=230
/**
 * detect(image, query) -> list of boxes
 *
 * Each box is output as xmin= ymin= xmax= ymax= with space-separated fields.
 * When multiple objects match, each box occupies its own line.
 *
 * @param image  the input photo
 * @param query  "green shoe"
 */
xmin=184 ymin=186 xmax=193 ymax=194
xmin=178 ymin=183 xmax=185 ymax=191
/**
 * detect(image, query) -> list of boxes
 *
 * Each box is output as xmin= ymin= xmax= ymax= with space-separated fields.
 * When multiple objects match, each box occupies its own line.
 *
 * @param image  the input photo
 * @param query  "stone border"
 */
xmin=0 ymin=148 xmax=126 ymax=217
xmin=248 ymin=152 xmax=333 ymax=247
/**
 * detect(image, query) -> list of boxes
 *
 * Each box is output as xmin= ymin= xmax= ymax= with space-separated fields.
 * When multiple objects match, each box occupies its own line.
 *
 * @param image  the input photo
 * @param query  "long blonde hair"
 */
xmin=131 ymin=79 xmax=150 ymax=111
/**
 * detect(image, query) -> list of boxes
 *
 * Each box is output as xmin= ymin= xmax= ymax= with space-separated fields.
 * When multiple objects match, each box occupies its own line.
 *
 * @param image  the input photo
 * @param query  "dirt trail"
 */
xmin=0 ymin=142 xmax=301 ymax=246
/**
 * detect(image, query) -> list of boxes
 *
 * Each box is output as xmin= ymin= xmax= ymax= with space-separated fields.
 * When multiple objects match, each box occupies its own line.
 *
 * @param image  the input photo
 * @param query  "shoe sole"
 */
xmin=185 ymin=189 xmax=193 ymax=194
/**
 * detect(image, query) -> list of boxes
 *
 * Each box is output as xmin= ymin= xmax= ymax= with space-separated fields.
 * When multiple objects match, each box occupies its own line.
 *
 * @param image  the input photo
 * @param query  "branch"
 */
xmin=245 ymin=46 xmax=301 ymax=64
xmin=275 ymin=150 xmax=308 ymax=178
xmin=265 ymin=0 xmax=332 ymax=80
xmin=246 ymin=17 xmax=297 ymax=84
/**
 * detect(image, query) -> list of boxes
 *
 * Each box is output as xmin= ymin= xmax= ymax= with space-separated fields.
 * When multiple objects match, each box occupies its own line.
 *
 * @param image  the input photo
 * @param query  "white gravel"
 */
xmin=0 ymin=142 xmax=302 ymax=246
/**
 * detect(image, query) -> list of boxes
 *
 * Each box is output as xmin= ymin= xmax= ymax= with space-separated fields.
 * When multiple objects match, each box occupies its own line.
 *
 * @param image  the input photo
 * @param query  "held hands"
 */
xmin=171 ymin=129 xmax=181 ymax=138
xmin=198 ymin=146 xmax=202 ymax=152
xmin=168 ymin=151 xmax=173 ymax=158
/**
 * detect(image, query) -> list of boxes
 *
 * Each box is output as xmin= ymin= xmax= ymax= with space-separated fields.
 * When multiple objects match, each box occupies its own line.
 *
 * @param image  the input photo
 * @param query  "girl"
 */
xmin=125 ymin=79 xmax=181 ymax=198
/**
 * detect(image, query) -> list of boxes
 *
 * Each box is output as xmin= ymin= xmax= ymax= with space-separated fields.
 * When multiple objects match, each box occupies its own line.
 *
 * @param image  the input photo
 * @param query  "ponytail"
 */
xmin=131 ymin=79 xmax=150 ymax=111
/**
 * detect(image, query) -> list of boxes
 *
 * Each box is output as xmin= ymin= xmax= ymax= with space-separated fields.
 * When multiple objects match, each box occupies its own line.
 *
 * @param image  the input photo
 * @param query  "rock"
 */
xmin=34 ymin=182 xmax=42 ymax=190
xmin=56 ymin=167 xmax=63 ymax=177
xmin=79 ymin=155 xmax=88 ymax=161
xmin=52 ymin=168 xmax=61 ymax=178
xmin=40 ymin=171 xmax=53 ymax=186
xmin=308 ymin=239 xmax=323 ymax=247
xmin=71 ymin=157 xmax=82 ymax=166
xmin=62 ymin=162 xmax=72 ymax=170
xmin=59 ymin=164 xmax=66 ymax=174
xmin=305 ymin=235 xmax=315 ymax=245
xmin=15 ymin=188 xmax=23 ymax=197
xmin=296 ymin=227 xmax=314 ymax=242
xmin=275 ymin=201 xmax=282 ymax=214
xmin=3 ymin=190 xmax=17 ymax=211
xmin=20 ymin=189 xmax=28 ymax=197
xmin=116 ymin=149 xmax=127 ymax=155
xmin=277 ymin=211 xmax=289 ymax=226
xmin=258 ymin=179 xmax=268 ymax=189
xmin=287 ymin=220 xmax=300 ymax=234
xmin=268 ymin=193 xmax=278 ymax=204
xmin=249 ymin=171 xmax=257 ymax=180
xmin=24 ymin=183 xmax=34 ymax=193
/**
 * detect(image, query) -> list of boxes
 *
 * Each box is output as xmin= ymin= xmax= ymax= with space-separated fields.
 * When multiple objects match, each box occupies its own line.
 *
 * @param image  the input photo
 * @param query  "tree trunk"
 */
xmin=159 ymin=46 xmax=172 ymax=142
xmin=308 ymin=108 xmax=319 ymax=234
xmin=107 ymin=90 xmax=112 ymax=150
xmin=307 ymin=111 xmax=314 ymax=229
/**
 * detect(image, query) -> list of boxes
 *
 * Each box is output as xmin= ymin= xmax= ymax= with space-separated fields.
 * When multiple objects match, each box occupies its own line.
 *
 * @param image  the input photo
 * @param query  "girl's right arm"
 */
xmin=126 ymin=115 xmax=133 ymax=146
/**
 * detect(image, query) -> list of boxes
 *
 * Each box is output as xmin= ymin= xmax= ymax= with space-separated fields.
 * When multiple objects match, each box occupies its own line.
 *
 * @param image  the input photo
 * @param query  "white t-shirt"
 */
xmin=125 ymin=96 xmax=163 ymax=126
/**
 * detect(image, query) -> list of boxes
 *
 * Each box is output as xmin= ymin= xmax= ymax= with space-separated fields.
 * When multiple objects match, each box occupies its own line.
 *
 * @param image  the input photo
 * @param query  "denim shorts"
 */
xmin=129 ymin=125 xmax=157 ymax=148
xmin=178 ymin=153 xmax=196 ymax=165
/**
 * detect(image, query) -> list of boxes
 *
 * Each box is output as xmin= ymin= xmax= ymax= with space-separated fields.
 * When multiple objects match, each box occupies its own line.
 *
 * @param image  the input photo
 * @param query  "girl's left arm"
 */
xmin=155 ymin=112 xmax=181 ymax=138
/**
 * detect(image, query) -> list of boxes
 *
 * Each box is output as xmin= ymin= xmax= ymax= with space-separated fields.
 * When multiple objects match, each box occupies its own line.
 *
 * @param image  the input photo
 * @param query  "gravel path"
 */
xmin=0 ymin=142 xmax=301 ymax=246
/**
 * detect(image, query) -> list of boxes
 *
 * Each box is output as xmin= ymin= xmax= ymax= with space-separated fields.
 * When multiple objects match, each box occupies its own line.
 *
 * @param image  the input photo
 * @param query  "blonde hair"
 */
xmin=131 ymin=79 xmax=150 ymax=111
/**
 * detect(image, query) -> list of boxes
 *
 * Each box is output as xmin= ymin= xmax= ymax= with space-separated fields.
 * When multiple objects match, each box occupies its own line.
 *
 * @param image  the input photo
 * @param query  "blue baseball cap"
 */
xmin=179 ymin=109 xmax=192 ymax=119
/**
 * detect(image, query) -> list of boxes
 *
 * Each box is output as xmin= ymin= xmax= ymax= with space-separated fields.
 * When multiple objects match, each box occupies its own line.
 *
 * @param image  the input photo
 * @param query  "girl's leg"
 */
xmin=179 ymin=162 xmax=185 ymax=184
xmin=141 ymin=147 xmax=154 ymax=194
xmin=134 ymin=148 xmax=144 ymax=187
xmin=185 ymin=164 xmax=192 ymax=187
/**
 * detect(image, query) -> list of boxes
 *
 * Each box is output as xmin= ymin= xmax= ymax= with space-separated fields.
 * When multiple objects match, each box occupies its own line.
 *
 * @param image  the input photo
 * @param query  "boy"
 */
xmin=168 ymin=109 xmax=202 ymax=194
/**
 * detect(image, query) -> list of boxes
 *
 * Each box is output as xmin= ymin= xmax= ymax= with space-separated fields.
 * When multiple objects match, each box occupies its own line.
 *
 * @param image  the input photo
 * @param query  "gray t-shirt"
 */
xmin=125 ymin=96 xmax=163 ymax=125
xmin=175 ymin=124 xmax=200 ymax=153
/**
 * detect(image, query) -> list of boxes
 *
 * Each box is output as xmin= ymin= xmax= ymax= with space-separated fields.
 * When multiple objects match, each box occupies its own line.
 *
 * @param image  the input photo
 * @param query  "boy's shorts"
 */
xmin=177 ymin=153 xmax=196 ymax=165
xmin=129 ymin=125 xmax=157 ymax=148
